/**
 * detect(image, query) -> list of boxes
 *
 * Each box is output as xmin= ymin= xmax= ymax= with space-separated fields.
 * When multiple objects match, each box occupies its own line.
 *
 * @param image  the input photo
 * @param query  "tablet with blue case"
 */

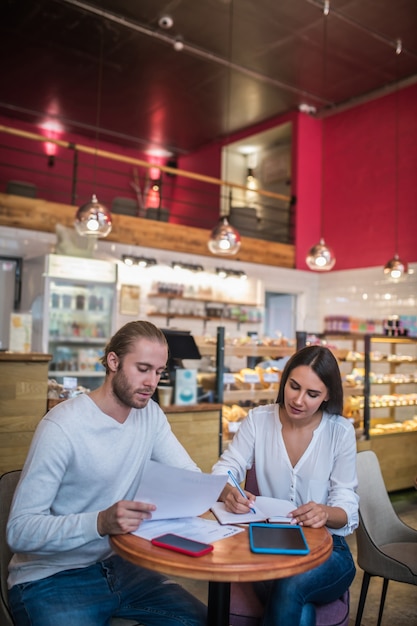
xmin=249 ymin=523 xmax=310 ymax=555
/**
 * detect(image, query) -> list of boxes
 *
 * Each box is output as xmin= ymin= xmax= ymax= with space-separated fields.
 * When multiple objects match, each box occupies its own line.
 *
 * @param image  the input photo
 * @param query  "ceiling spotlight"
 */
xmin=173 ymin=36 xmax=184 ymax=51
xmin=298 ymin=103 xmax=317 ymax=115
xmin=122 ymin=255 xmax=157 ymax=268
xmin=122 ymin=255 xmax=135 ymax=266
xmin=138 ymin=256 xmax=157 ymax=268
xmin=171 ymin=262 xmax=204 ymax=272
xmin=75 ymin=194 xmax=112 ymax=238
xmin=158 ymin=15 xmax=173 ymax=29
xmin=215 ymin=267 xmax=247 ymax=280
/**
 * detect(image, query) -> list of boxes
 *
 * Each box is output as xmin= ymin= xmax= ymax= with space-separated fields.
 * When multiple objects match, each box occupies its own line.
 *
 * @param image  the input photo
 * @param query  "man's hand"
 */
xmin=97 ymin=500 xmax=156 ymax=536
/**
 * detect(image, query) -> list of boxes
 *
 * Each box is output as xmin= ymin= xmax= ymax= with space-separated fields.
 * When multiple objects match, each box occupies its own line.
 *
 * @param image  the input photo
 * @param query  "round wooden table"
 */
xmin=111 ymin=524 xmax=333 ymax=626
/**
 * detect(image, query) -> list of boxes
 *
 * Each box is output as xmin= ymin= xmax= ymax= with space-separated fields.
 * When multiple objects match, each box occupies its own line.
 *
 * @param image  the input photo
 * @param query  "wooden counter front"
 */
xmin=165 ymin=403 xmax=222 ymax=472
xmin=0 ymin=352 xmax=51 ymax=474
xmin=357 ymin=431 xmax=417 ymax=492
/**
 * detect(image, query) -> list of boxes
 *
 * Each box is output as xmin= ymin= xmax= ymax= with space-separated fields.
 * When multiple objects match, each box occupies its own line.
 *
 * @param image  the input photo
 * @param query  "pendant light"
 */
xmin=383 ymin=40 xmax=407 ymax=280
xmin=305 ymin=0 xmax=336 ymax=272
xmin=75 ymin=194 xmax=112 ymax=237
xmin=75 ymin=28 xmax=112 ymax=238
xmin=208 ymin=0 xmax=241 ymax=256
xmin=208 ymin=189 xmax=241 ymax=254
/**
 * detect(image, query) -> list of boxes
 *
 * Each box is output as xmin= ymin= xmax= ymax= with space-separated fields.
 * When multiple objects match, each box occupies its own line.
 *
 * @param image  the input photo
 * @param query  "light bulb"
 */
xmin=208 ymin=216 xmax=241 ymax=256
xmin=75 ymin=194 xmax=112 ymax=238
xmin=383 ymin=254 xmax=407 ymax=280
xmin=306 ymin=238 xmax=336 ymax=271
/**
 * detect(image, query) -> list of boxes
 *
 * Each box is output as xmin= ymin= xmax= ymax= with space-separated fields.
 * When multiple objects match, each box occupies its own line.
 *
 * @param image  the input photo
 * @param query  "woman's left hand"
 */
xmin=290 ymin=501 xmax=329 ymax=528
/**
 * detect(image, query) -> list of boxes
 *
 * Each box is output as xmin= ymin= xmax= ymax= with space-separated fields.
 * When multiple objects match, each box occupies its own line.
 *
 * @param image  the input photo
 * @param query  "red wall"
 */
xmin=293 ymin=114 xmax=322 ymax=270
xmin=321 ymin=83 xmax=417 ymax=270
xmin=1 ymin=83 xmax=416 ymax=269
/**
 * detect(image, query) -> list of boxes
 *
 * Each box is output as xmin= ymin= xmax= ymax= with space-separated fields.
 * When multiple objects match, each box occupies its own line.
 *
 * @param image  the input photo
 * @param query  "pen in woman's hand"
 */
xmin=227 ymin=470 xmax=256 ymax=513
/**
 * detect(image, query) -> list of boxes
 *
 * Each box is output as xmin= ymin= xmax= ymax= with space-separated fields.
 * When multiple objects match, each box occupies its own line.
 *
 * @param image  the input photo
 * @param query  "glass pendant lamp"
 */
xmin=384 ymin=254 xmax=407 ymax=280
xmin=383 ymin=40 xmax=407 ymax=280
xmin=75 ymin=194 xmax=112 ymax=237
xmin=306 ymin=238 xmax=336 ymax=271
xmin=208 ymin=215 xmax=241 ymax=255
xmin=208 ymin=0 xmax=241 ymax=256
xmin=74 ymin=32 xmax=112 ymax=239
xmin=305 ymin=1 xmax=336 ymax=272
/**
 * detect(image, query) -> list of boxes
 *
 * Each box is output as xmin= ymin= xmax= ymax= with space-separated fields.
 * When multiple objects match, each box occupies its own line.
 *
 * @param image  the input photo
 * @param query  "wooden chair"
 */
xmin=229 ymin=465 xmax=350 ymax=626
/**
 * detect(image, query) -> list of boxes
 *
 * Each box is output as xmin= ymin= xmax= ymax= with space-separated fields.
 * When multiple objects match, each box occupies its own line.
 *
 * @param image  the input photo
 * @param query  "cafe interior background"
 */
xmin=0 ymin=0 xmax=416 ymax=369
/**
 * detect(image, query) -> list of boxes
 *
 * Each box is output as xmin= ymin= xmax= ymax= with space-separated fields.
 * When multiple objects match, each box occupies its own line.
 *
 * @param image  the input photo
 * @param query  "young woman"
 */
xmin=212 ymin=345 xmax=358 ymax=626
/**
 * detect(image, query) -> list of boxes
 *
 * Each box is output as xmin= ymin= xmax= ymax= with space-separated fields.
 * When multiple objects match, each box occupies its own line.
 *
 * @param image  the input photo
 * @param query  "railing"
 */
xmin=0 ymin=124 xmax=294 ymax=245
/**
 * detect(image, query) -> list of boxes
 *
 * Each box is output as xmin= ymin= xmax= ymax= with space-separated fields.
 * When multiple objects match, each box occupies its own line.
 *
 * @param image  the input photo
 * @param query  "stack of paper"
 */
xmin=134 ymin=460 xmax=228 ymax=520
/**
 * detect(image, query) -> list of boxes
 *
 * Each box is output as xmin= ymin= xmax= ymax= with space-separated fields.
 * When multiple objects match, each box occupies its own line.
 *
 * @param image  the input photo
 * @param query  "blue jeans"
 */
xmin=9 ymin=554 xmax=207 ymax=626
xmin=254 ymin=535 xmax=356 ymax=626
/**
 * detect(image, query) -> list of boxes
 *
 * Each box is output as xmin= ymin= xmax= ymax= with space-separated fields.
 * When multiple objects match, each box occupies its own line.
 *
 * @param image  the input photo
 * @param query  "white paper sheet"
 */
xmin=133 ymin=516 xmax=244 ymax=542
xmin=133 ymin=460 xmax=228 ymax=520
xmin=211 ymin=496 xmax=295 ymax=525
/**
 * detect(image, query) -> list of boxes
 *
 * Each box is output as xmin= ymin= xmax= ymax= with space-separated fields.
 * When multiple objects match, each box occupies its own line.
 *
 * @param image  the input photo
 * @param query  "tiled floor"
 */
xmin=176 ymin=488 xmax=417 ymax=626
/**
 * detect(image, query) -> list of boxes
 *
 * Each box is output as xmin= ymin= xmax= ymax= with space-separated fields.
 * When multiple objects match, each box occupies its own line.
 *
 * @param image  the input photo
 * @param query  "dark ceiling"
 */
xmin=1 ymin=0 xmax=417 ymax=158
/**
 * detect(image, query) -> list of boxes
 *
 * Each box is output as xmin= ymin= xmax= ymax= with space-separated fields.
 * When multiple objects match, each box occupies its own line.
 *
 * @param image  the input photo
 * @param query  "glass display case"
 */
xmin=22 ymin=254 xmax=117 ymax=390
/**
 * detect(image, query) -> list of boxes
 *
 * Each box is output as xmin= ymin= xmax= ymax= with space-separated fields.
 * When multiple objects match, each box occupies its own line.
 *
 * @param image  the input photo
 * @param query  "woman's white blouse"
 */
xmin=212 ymin=404 xmax=359 ymax=536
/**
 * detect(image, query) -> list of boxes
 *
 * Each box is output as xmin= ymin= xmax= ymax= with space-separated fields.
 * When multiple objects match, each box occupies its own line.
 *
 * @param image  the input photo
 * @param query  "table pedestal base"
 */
xmin=207 ymin=581 xmax=230 ymax=626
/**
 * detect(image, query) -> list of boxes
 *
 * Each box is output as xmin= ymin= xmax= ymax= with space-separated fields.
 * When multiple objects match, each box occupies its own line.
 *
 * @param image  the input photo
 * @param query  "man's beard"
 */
xmin=111 ymin=367 xmax=153 ymax=409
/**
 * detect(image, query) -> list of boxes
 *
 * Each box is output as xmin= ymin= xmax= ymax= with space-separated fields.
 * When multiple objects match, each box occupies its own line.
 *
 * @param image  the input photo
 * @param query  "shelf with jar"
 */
xmin=147 ymin=295 xmax=263 ymax=329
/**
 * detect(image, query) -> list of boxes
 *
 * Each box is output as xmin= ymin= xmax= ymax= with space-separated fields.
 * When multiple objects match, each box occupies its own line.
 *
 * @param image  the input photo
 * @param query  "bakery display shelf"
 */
xmin=363 ymin=335 xmax=417 ymax=440
xmin=345 ymin=396 xmax=417 ymax=410
xmin=50 ymin=370 xmax=105 ymax=377
xmin=343 ymin=384 xmax=364 ymax=395
xmin=340 ymin=355 xmax=417 ymax=364
xmin=344 ymin=379 xmax=416 ymax=392
xmin=223 ymin=388 xmax=277 ymax=403
xmin=195 ymin=341 xmax=294 ymax=359
xmin=370 ymin=397 xmax=417 ymax=409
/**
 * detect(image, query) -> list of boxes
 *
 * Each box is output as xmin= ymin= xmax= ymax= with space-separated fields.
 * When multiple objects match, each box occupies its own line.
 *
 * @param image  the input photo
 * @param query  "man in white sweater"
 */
xmin=7 ymin=320 xmax=207 ymax=626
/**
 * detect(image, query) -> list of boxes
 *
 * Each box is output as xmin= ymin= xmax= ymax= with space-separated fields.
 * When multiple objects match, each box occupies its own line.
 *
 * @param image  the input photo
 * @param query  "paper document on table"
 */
xmin=211 ymin=496 xmax=295 ymax=525
xmin=134 ymin=460 xmax=228 ymax=520
xmin=133 ymin=516 xmax=244 ymax=543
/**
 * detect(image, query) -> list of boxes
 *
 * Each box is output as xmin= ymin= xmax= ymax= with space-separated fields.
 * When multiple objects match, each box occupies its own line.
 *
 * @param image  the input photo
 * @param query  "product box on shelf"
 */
xmin=174 ymin=369 xmax=197 ymax=405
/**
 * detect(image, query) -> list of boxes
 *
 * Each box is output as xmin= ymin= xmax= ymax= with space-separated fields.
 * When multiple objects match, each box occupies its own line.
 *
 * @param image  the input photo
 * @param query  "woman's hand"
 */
xmin=290 ymin=501 xmax=329 ymax=528
xmin=220 ymin=484 xmax=256 ymax=514
xmin=97 ymin=500 xmax=156 ymax=536
xmin=290 ymin=501 xmax=347 ymax=529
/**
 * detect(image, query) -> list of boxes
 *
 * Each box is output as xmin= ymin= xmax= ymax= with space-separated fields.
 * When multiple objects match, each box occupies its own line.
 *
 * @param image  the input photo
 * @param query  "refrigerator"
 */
xmin=0 ymin=256 xmax=22 ymax=350
xmin=22 ymin=254 xmax=117 ymax=390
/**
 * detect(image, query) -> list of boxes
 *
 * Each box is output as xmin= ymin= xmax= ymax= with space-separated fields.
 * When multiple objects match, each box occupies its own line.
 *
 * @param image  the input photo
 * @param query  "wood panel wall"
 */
xmin=0 ymin=193 xmax=295 ymax=268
